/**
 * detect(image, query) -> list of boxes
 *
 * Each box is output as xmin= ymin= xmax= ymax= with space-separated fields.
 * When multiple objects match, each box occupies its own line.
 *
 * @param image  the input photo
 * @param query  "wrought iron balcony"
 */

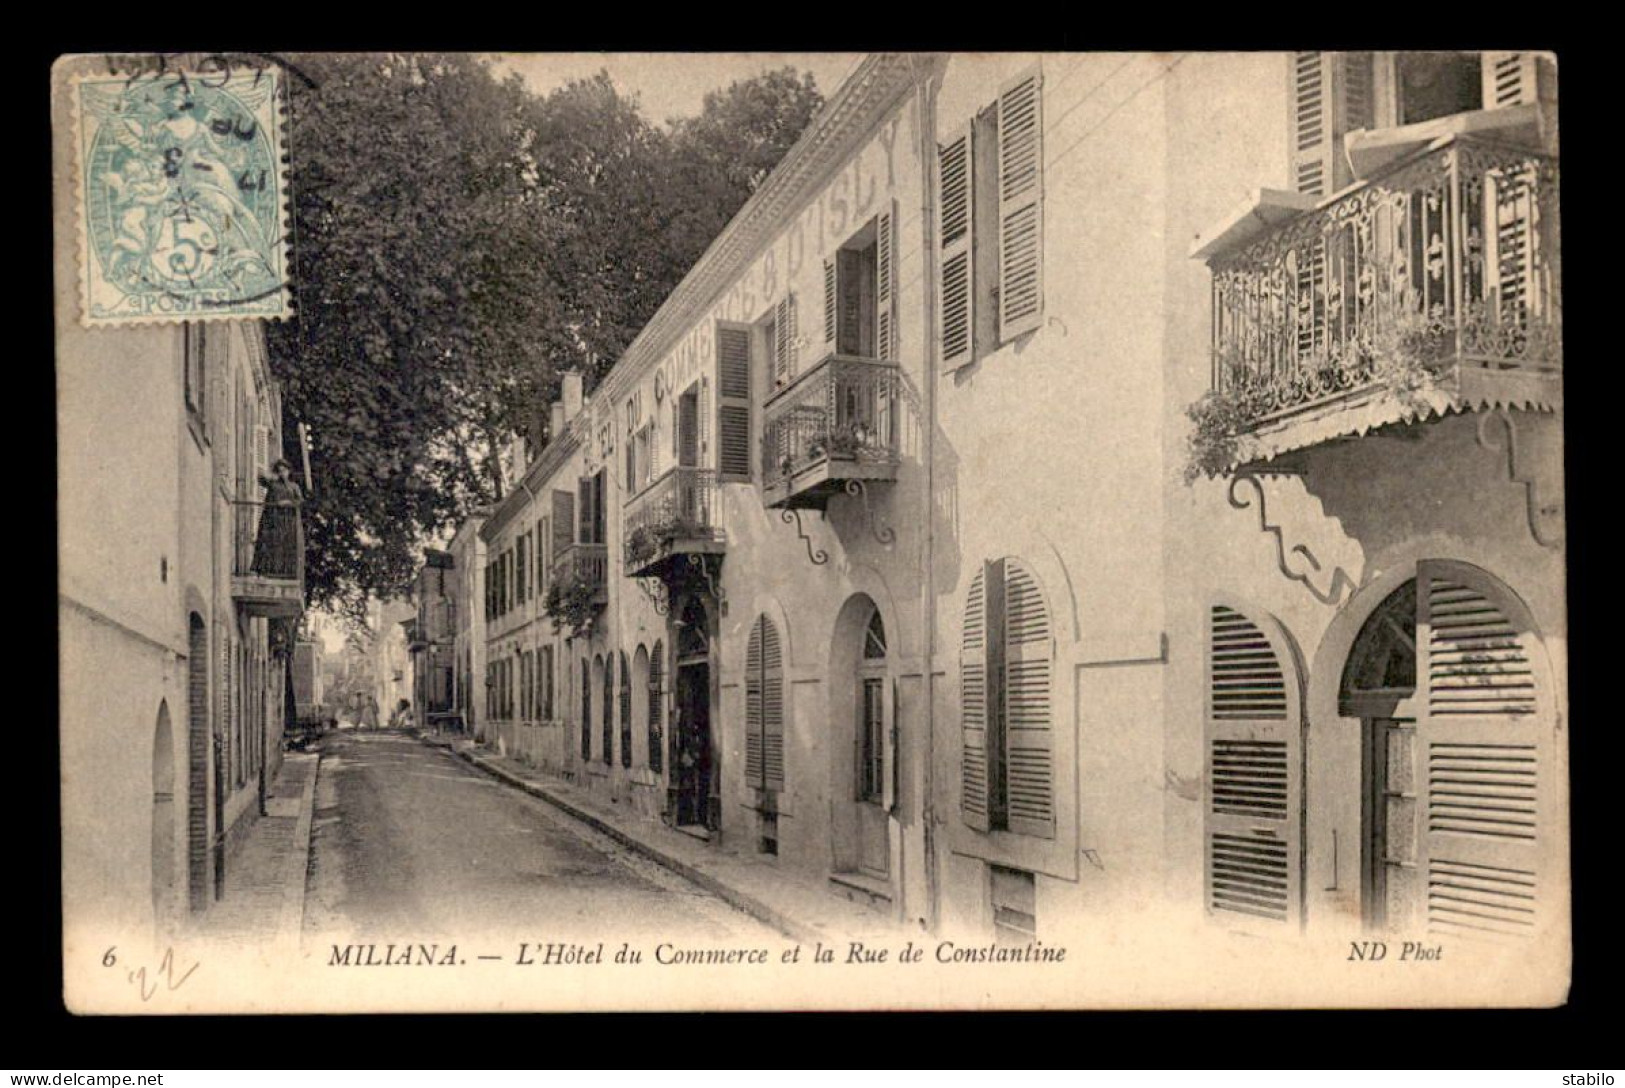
xmin=622 ymin=467 xmax=725 ymax=580
xmin=1201 ymin=135 xmax=1560 ymax=470
xmin=552 ymin=542 xmax=609 ymax=607
xmin=761 ymin=353 xmax=902 ymax=510
xmin=230 ymin=499 xmax=304 ymax=619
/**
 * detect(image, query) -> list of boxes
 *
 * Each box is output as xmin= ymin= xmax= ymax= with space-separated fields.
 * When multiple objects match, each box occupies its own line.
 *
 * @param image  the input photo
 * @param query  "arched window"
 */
xmin=648 ymin=639 xmax=665 ymax=774
xmin=960 ymin=558 xmax=1054 ymax=838
xmin=1203 ymin=600 xmax=1303 ymax=929
xmin=745 ymin=614 xmax=785 ymax=792
xmin=619 ymin=651 xmax=632 ymax=768
xmin=186 ymin=613 xmax=208 ymax=913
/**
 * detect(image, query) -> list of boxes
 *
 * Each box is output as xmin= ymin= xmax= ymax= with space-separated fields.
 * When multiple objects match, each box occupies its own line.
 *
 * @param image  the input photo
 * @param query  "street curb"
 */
xmin=277 ymin=752 xmax=319 ymax=951
xmin=426 ymin=738 xmax=821 ymax=944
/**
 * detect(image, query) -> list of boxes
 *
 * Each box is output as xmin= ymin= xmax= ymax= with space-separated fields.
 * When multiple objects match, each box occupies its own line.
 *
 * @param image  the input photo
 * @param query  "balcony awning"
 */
xmin=1189 ymin=189 xmax=1319 ymax=263
xmin=1344 ymin=102 xmax=1548 ymax=181
xmin=1211 ymin=373 xmax=1561 ymax=475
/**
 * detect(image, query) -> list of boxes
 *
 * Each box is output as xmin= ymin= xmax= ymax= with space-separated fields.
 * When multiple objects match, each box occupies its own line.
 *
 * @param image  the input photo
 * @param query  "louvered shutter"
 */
xmin=939 ymin=125 xmax=974 ymax=369
xmin=773 ymin=297 xmax=792 ymax=386
xmin=762 ymin=616 xmax=785 ymax=792
xmin=824 ymin=258 xmax=838 ymax=347
xmin=602 ymin=653 xmax=614 ymax=765
xmin=1004 ymin=560 xmax=1054 ymax=838
xmin=620 ymin=651 xmax=632 ymax=768
xmin=648 ymin=639 xmax=664 ymax=775
xmin=875 ymin=201 xmax=898 ymax=361
xmin=997 ymin=69 xmax=1044 ymax=340
xmin=1290 ymin=52 xmax=1374 ymax=198
xmin=1415 ymin=562 xmax=1548 ymax=941
xmin=593 ymin=470 xmax=606 ymax=545
xmin=577 ymin=477 xmax=593 ymax=546
xmin=960 ymin=567 xmax=990 ymax=831
xmin=745 ymin=617 xmax=765 ymax=787
xmin=716 ymin=324 xmax=753 ymax=482
xmin=581 ymin=659 xmax=591 ymax=759
xmin=551 ymin=491 xmax=574 ymax=563
xmin=1204 ymin=602 xmax=1304 ymax=929
xmin=1481 ymin=52 xmax=1548 ymax=110
xmin=786 ymin=293 xmax=799 ymax=374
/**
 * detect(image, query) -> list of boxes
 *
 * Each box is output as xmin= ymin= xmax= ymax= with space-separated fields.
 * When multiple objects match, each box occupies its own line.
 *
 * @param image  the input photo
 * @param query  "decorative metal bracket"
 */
xmin=685 ymin=552 xmax=728 ymax=613
xmin=1228 ymin=473 xmax=1360 ymax=607
xmin=782 ymin=508 xmax=829 ymax=566
xmin=637 ymin=576 xmax=669 ymax=616
xmin=844 ymin=479 xmax=896 ymax=546
xmin=1476 ymin=410 xmax=1563 ymax=549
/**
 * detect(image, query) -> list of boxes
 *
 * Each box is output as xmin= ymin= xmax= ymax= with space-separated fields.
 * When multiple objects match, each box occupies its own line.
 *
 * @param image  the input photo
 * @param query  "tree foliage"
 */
xmin=268 ymin=55 xmax=822 ymax=622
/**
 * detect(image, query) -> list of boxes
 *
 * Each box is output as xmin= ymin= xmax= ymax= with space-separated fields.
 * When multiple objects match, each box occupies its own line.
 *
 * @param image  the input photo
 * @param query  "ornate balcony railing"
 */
xmin=552 ymin=542 xmax=609 ymax=604
xmin=761 ymin=353 xmax=902 ymax=509
xmin=623 ymin=467 xmax=725 ymax=579
xmin=1206 ymin=135 xmax=1559 ymax=451
xmin=231 ymin=499 xmax=304 ymax=619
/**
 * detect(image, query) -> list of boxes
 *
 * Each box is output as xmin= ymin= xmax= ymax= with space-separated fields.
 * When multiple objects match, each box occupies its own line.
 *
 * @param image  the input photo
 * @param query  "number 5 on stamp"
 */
xmin=71 ymin=60 xmax=291 ymax=325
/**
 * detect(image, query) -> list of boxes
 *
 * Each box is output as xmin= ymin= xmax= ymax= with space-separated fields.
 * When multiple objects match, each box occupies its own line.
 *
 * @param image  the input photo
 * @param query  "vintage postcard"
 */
xmin=54 ymin=50 xmax=1568 ymax=1013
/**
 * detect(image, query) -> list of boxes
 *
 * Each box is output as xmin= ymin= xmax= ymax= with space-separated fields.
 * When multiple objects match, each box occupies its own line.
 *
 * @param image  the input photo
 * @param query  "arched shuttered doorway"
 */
xmin=1339 ymin=561 xmax=1552 ymax=939
xmin=151 ymin=701 xmax=176 ymax=935
xmin=186 ymin=613 xmax=209 ymax=913
xmin=830 ymin=594 xmax=892 ymax=879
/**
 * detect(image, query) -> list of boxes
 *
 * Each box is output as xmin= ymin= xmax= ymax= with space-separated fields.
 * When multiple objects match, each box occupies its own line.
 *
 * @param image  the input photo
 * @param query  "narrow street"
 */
xmin=304 ymin=731 xmax=779 ymax=946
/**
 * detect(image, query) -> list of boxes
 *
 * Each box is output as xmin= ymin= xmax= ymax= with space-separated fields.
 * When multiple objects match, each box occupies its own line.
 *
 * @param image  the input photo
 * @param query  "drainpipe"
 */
xmin=911 ymin=56 xmax=945 ymax=934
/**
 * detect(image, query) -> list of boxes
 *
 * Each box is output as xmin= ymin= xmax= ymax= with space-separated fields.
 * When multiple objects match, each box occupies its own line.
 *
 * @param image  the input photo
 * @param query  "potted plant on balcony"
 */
xmin=543 ymin=577 xmax=599 ymax=639
xmin=625 ymin=525 xmax=659 ymax=569
xmin=1371 ymin=301 xmax=1458 ymax=411
xmin=1182 ymin=358 xmax=1272 ymax=483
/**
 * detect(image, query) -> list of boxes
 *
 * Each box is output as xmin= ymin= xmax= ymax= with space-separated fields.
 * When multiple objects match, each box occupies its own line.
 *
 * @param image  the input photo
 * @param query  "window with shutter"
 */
xmin=1203 ymin=601 xmax=1304 ymax=928
xmin=961 ymin=557 xmax=1055 ymax=837
xmin=578 ymin=477 xmax=594 ymax=545
xmin=537 ymin=517 xmax=548 ymax=596
xmin=552 ymin=491 xmax=574 ymax=566
xmin=716 ymin=323 xmax=753 ymax=483
xmin=1481 ymin=52 xmax=1552 ymax=111
xmin=1290 ymin=52 xmax=1377 ymax=198
xmin=875 ymin=202 xmax=897 ymax=361
xmin=938 ymin=125 xmax=974 ymax=369
xmin=961 ymin=567 xmax=990 ymax=831
xmin=1003 ymin=560 xmax=1054 ymax=837
xmin=745 ymin=615 xmax=786 ymax=792
xmin=997 ymin=68 xmax=1044 ymax=340
xmin=824 ymin=257 xmax=838 ymax=347
xmin=1415 ymin=562 xmax=1548 ymax=941
xmin=542 ymin=644 xmax=554 ymax=721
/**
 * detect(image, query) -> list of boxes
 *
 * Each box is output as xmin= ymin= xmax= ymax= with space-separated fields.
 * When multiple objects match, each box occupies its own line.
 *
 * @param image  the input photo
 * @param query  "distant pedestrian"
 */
xmin=252 ymin=459 xmax=303 ymax=577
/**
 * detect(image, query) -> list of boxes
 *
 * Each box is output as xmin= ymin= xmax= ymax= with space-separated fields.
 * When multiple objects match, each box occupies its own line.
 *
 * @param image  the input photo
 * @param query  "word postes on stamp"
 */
xmin=74 ymin=59 xmax=291 ymax=325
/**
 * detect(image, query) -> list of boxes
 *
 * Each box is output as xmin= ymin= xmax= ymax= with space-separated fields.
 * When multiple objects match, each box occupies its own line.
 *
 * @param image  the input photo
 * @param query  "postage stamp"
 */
xmin=72 ymin=57 xmax=291 ymax=325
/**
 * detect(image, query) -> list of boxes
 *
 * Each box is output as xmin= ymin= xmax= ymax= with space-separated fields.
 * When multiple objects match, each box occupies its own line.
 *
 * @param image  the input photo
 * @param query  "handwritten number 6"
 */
xmin=102 ymin=947 xmax=117 ymax=967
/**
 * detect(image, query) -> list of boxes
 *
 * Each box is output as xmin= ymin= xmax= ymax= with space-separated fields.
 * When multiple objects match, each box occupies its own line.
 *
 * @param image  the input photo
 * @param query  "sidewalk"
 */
xmin=192 ymin=750 xmax=319 ymax=951
xmin=421 ymin=732 xmax=904 ymax=943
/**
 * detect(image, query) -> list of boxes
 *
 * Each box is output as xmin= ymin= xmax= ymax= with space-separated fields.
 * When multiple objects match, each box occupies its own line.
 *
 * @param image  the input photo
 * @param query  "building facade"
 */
xmin=59 ymin=298 xmax=302 ymax=946
xmin=452 ymin=52 xmax=1564 ymax=958
xmin=408 ymin=550 xmax=459 ymax=731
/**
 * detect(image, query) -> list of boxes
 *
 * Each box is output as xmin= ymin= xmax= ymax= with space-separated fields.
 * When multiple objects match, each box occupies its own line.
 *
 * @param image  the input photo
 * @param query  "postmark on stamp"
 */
xmin=73 ymin=57 xmax=291 ymax=325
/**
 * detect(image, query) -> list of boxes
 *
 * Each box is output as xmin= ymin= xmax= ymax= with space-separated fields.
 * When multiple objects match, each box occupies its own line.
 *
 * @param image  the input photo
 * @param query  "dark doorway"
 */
xmin=674 ymin=661 xmax=711 ymax=827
